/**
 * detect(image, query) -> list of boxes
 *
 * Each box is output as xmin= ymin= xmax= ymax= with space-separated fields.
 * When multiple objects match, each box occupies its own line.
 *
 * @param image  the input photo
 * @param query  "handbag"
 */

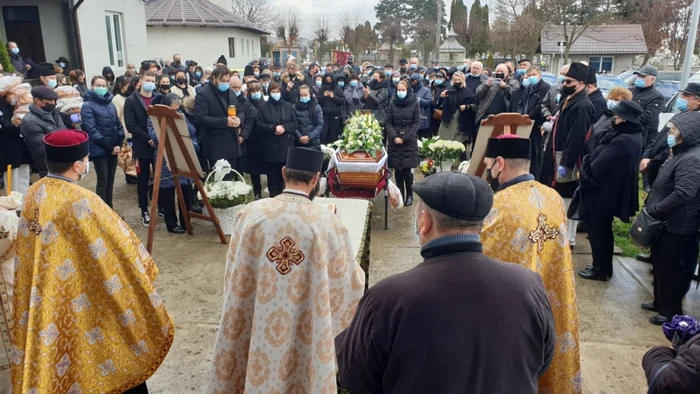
xmin=567 ymin=186 xmax=588 ymax=220
xmin=432 ymin=109 xmax=443 ymax=120
xmin=555 ymin=151 xmax=580 ymax=183
xmin=629 ymin=208 xmax=667 ymax=247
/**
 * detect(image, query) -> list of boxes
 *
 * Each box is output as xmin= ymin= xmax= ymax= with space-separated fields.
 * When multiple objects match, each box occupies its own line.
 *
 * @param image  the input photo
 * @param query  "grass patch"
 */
xmin=612 ymin=174 xmax=649 ymax=257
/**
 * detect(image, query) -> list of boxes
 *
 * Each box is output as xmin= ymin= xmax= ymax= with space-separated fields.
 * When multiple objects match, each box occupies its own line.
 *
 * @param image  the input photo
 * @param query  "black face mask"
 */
xmin=370 ymin=80 xmax=378 ymax=89
xmin=176 ymin=77 xmax=186 ymax=85
xmin=486 ymin=166 xmax=500 ymax=192
xmin=562 ymin=85 xmax=577 ymax=96
xmin=42 ymin=103 xmax=56 ymax=113
xmin=159 ymin=84 xmax=170 ymax=91
xmin=453 ymin=81 xmax=462 ymax=88
xmin=495 ymin=73 xmax=505 ymax=79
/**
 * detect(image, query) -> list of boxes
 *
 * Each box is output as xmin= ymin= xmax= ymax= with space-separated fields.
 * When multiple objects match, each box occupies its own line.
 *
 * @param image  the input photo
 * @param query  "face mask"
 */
xmin=305 ymin=66 xmax=310 ymax=72
xmin=300 ymin=96 xmax=311 ymax=104
xmin=251 ymin=92 xmax=262 ymax=101
xmin=338 ymin=81 xmax=345 ymax=88
xmin=93 ymin=86 xmax=108 ymax=96
xmin=48 ymin=79 xmax=58 ymax=89
xmin=347 ymin=60 xmax=353 ymax=65
xmin=77 ymin=159 xmax=90 ymax=181
xmin=453 ymin=81 xmax=462 ymax=88
xmin=396 ymin=91 xmax=407 ymax=99
xmin=516 ymin=69 xmax=526 ymax=76
xmin=607 ymin=100 xmax=619 ymax=111
xmin=262 ymin=82 xmax=269 ymax=89
xmin=435 ymin=79 xmax=444 ymax=86
xmin=142 ymin=82 xmax=156 ymax=92
xmin=522 ymin=78 xmax=531 ymax=87
xmin=635 ymin=78 xmax=646 ymax=89
xmin=176 ymin=77 xmax=186 ymax=85
xmin=556 ymin=93 xmax=561 ymax=102
xmin=677 ymin=98 xmax=689 ymax=112
xmin=70 ymin=113 xmax=82 ymax=124
xmin=159 ymin=84 xmax=170 ymax=91
xmin=470 ymin=73 xmax=480 ymax=78
xmin=241 ymin=84 xmax=247 ymax=92
xmin=234 ymin=90 xmax=241 ymax=97
xmin=349 ymin=80 xmax=358 ymax=87
xmin=424 ymin=75 xmax=430 ymax=81
xmin=392 ymin=78 xmax=400 ymax=84
xmin=562 ymin=85 xmax=577 ymax=96
xmin=486 ymin=163 xmax=501 ymax=192
xmin=558 ymin=75 xmax=566 ymax=83
xmin=667 ymin=134 xmax=677 ymax=148
xmin=59 ymin=62 xmax=66 ymax=68
xmin=270 ymin=92 xmax=281 ymax=101
xmin=195 ymin=72 xmax=202 ymax=77
xmin=42 ymin=103 xmax=56 ymax=112
xmin=274 ymin=72 xmax=281 ymax=77
xmin=217 ymin=82 xmax=230 ymax=92
xmin=254 ymin=72 xmax=260 ymax=77
xmin=10 ymin=48 xmax=19 ymax=55
xmin=527 ymin=76 xmax=539 ymax=86
xmin=385 ymin=70 xmax=392 ymax=77
xmin=315 ymin=81 xmax=322 ymax=87
xmin=409 ymin=65 xmax=418 ymax=71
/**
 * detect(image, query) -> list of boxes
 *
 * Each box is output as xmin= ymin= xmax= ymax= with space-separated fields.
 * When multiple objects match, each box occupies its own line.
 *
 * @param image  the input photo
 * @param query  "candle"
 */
xmin=5 ymin=165 xmax=11 ymax=195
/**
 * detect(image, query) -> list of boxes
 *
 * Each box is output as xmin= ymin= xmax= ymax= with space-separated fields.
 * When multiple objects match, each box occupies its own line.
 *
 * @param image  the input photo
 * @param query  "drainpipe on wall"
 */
xmin=70 ymin=0 xmax=86 ymax=72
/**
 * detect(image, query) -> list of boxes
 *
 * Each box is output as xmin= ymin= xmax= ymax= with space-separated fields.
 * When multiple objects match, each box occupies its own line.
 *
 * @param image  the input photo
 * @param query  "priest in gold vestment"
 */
xmin=11 ymin=130 xmax=173 ymax=394
xmin=481 ymin=135 xmax=582 ymax=394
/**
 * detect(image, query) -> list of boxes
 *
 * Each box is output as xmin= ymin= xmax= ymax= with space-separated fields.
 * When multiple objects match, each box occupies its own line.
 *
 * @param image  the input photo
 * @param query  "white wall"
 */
xmin=147 ymin=26 xmax=261 ymax=70
xmin=0 ymin=0 xmax=71 ymax=66
xmin=547 ymin=54 xmax=638 ymax=75
xmin=76 ymin=0 xmax=149 ymax=82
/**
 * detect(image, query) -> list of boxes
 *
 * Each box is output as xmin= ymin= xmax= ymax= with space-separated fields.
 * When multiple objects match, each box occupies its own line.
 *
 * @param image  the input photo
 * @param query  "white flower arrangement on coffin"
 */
xmin=321 ymin=145 xmax=335 ymax=160
xmin=333 ymin=113 xmax=384 ymax=159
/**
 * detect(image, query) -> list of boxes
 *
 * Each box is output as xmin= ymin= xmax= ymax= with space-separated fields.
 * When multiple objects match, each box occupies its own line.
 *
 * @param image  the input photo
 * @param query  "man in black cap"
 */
xmin=55 ymin=56 xmax=71 ymax=74
xmin=336 ymin=171 xmax=556 ymax=394
xmin=481 ymin=134 xmax=581 ymax=393
xmin=37 ymin=62 xmax=58 ymax=89
xmin=632 ymin=64 xmax=665 ymax=192
xmin=20 ymin=86 xmax=67 ymax=177
xmin=399 ymin=58 xmax=408 ymax=76
xmin=549 ymin=61 xmax=595 ymax=248
xmin=347 ymin=55 xmax=361 ymax=76
xmin=207 ymin=146 xmax=365 ymax=393
xmin=585 ymin=66 xmax=606 ymax=123
xmin=271 ymin=62 xmax=283 ymax=83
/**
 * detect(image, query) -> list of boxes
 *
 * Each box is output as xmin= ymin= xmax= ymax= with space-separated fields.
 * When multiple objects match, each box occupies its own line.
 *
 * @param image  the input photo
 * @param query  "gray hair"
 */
xmin=418 ymin=199 xmax=483 ymax=231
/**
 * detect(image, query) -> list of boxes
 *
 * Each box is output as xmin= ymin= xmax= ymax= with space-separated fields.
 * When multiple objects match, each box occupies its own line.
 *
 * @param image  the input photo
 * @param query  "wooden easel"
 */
xmin=469 ymin=113 xmax=534 ymax=178
xmin=146 ymin=105 xmax=227 ymax=254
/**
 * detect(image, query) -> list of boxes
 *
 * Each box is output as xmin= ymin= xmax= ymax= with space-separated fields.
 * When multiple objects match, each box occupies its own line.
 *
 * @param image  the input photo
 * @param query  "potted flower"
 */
xmin=419 ymin=159 xmax=437 ymax=176
xmin=417 ymin=136 xmax=440 ymax=159
xmin=200 ymin=160 xmax=252 ymax=235
xmin=428 ymin=140 xmax=466 ymax=172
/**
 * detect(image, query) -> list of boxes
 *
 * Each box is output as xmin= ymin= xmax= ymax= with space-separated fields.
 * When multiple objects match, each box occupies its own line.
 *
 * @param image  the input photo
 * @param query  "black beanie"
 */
xmin=565 ymin=62 xmax=588 ymax=83
xmin=585 ymin=66 xmax=597 ymax=85
xmin=216 ymin=55 xmax=227 ymax=66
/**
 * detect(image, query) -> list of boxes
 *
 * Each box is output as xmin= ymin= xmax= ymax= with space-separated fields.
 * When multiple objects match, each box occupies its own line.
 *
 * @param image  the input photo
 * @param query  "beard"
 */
xmin=309 ymin=180 xmax=321 ymax=201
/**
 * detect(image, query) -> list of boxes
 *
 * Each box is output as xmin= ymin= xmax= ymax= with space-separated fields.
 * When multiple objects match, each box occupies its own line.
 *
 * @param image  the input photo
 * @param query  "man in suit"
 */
xmin=518 ymin=65 xmax=551 ymax=176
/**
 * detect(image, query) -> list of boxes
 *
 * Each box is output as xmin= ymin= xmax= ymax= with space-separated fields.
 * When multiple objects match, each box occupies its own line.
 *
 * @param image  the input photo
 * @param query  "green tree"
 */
xmin=469 ymin=0 xmax=490 ymax=56
xmin=450 ymin=0 xmax=469 ymax=51
xmin=486 ymin=52 xmax=495 ymax=69
xmin=0 ymin=39 xmax=15 ymax=74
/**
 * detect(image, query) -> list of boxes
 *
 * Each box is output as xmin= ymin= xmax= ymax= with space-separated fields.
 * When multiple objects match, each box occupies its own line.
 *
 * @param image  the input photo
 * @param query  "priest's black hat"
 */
xmin=586 ymin=66 xmax=598 ymax=85
xmin=286 ymin=147 xmax=324 ymax=174
xmin=216 ymin=55 xmax=227 ymax=66
xmin=414 ymin=172 xmax=493 ymax=221
xmin=484 ymin=134 xmax=531 ymax=160
xmin=37 ymin=62 xmax=56 ymax=77
xmin=44 ymin=130 xmax=89 ymax=163
xmin=565 ymin=62 xmax=588 ymax=83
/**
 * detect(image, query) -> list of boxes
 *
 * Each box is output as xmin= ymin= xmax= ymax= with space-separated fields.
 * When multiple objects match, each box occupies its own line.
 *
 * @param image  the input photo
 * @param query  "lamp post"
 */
xmin=681 ymin=0 xmax=700 ymax=88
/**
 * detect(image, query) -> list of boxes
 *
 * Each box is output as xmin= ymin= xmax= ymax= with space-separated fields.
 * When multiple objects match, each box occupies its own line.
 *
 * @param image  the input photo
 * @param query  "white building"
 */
xmin=439 ymin=29 xmax=466 ymax=65
xmin=145 ymin=0 xmax=269 ymax=70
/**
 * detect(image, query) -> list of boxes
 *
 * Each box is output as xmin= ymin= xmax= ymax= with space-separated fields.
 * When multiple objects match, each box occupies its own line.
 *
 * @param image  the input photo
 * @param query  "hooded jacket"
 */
xmin=20 ymin=104 xmax=68 ymax=176
xmin=410 ymin=73 xmax=432 ymax=130
xmin=645 ymin=111 xmax=700 ymax=235
xmin=102 ymin=66 xmax=115 ymax=87
xmin=344 ymin=79 xmax=364 ymax=116
xmin=293 ymin=97 xmax=323 ymax=150
xmin=81 ymin=90 xmax=125 ymax=157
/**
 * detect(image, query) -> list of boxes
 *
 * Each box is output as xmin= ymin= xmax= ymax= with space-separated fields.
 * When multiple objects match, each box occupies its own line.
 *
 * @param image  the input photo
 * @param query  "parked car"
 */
xmin=541 ymin=72 xmax=557 ymax=86
xmin=597 ymin=75 xmax=627 ymax=98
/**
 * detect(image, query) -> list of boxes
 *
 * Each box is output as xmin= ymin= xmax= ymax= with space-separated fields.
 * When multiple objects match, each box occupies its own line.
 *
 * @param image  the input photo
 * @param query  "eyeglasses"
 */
xmin=563 ymin=78 xmax=578 ymax=85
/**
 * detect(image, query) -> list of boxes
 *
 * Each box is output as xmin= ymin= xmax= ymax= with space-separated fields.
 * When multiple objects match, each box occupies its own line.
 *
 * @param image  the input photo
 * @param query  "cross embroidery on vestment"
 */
xmin=267 ymin=237 xmax=305 ymax=275
xmin=27 ymin=209 xmax=42 ymax=235
xmin=528 ymin=214 xmax=558 ymax=254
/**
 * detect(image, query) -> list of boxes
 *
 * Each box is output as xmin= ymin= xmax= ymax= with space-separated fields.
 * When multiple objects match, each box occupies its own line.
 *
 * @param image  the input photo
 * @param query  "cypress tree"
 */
xmin=0 ymin=39 xmax=15 ymax=74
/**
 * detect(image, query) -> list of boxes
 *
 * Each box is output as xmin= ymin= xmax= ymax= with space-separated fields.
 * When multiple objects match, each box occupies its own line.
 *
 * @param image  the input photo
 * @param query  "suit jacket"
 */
xmin=518 ymin=79 xmax=551 ymax=129
xmin=194 ymin=83 xmax=243 ymax=161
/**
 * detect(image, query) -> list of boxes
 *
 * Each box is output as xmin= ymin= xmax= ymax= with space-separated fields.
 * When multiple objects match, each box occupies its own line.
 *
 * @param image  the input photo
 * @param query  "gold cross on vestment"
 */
xmin=267 ymin=237 xmax=305 ymax=275
xmin=528 ymin=214 xmax=559 ymax=254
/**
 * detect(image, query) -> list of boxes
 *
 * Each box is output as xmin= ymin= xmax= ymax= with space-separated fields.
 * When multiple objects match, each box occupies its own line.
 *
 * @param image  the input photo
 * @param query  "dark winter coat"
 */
xmin=475 ymin=81 xmax=513 ymax=122
xmin=643 ymin=333 xmax=700 ymax=394
xmin=580 ymin=120 xmax=643 ymax=222
xmin=385 ymin=92 xmax=421 ymax=169
xmin=147 ymin=112 xmax=199 ymax=188
xmin=518 ymin=79 xmax=551 ymax=130
xmin=281 ymin=70 xmax=306 ymax=104
xmin=257 ymin=98 xmax=298 ymax=163
xmin=343 ymin=83 xmax=364 ymax=115
xmin=335 ymin=239 xmax=555 ymax=394
xmin=124 ymin=91 xmax=155 ymax=159
xmin=642 ymin=110 xmax=700 ymax=186
xmin=20 ymin=104 xmax=68 ymax=177
xmin=411 ymin=74 xmax=432 ymax=130
xmin=317 ymin=77 xmax=346 ymax=142
xmin=586 ymin=110 xmax=614 ymax=155
xmin=0 ymin=101 xmax=31 ymax=170
xmin=442 ymin=83 xmax=477 ymax=143
xmin=81 ymin=90 xmax=125 ymax=158
xmin=362 ymin=79 xmax=390 ymax=123
xmin=632 ymin=85 xmax=666 ymax=151
xmin=552 ymin=90 xmax=595 ymax=197
xmin=588 ymin=88 xmax=607 ymax=124
xmin=293 ymin=98 xmax=323 ymax=150
xmin=541 ymin=83 xmax=563 ymax=120
xmin=194 ymin=83 xmax=243 ymax=162
xmin=645 ymin=111 xmax=700 ymax=235
xmin=9 ymin=52 xmax=26 ymax=78
xmin=245 ymin=97 xmax=265 ymax=174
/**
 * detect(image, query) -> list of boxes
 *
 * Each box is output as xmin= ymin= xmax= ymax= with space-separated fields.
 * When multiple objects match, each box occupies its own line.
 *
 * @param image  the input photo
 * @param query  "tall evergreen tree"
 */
xmin=451 ymin=0 xmax=469 ymax=50
xmin=0 ymin=39 xmax=14 ymax=74
xmin=469 ymin=0 xmax=489 ymax=56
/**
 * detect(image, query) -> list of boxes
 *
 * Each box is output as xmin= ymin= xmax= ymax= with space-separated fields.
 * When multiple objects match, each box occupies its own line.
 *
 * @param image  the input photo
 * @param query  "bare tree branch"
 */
xmin=229 ymin=0 xmax=273 ymax=29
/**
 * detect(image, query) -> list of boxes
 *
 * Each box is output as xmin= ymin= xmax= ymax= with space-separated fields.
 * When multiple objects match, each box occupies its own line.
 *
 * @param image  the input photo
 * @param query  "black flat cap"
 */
xmin=399 ymin=58 xmax=408 ymax=65
xmin=634 ymin=64 xmax=658 ymax=77
xmin=611 ymin=100 xmax=643 ymax=124
xmin=565 ymin=62 xmax=588 ymax=83
xmin=517 ymin=58 xmax=531 ymax=65
xmin=680 ymin=82 xmax=700 ymax=97
xmin=485 ymin=135 xmax=531 ymax=159
xmin=414 ymin=172 xmax=493 ymax=221
xmin=586 ymin=66 xmax=597 ymax=85
xmin=31 ymin=86 xmax=58 ymax=100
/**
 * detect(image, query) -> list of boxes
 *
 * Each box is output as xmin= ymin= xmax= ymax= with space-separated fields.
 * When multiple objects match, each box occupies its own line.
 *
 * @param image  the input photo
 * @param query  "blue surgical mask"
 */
xmin=410 ymin=65 xmax=417 ymax=70
xmin=217 ymin=82 xmax=230 ymax=92
xmin=315 ymin=80 xmax=322 ymax=87
xmin=338 ymin=81 xmax=345 ymax=88
xmin=70 ymin=113 xmax=82 ymax=124
xmin=385 ymin=70 xmax=392 ymax=77
xmin=274 ymin=72 xmax=281 ymax=77
xmin=635 ymin=78 xmax=646 ymax=89
xmin=305 ymin=66 xmax=310 ymax=72
xmin=262 ymin=82 xmax=269 ymax=89
xmin=349 ymin=80 xmax=358 ymax=87
xmin=59 ymin=62 xmax=66 ymax=68
xmin=522 ymin=78 xmax=531 ymax=87
xmin=234 ymin=90 xmax=241 ymax=97
xmin=424 ymin=75 xmax=430 ymax=81
xmin=48 ymin=79 xmax=58 ymax=89
xmin=94 ymin=86 xmax=108 ymax=96
xmin=667 ymin=134 xmax=677 ymax=148
xmin=527 ymin=76 xmax=539 ymax=86
xmin=10 ymin=48 xmax=19 ymax=55
xmin=142 ymin=82 xmax=156 ymax=92
xmin=471 ymin=73 xmax=480 ymax=78
xmin=435 ymin=79 xmax=444 ymax=86
xmin=677 ymin=98 xmax=689 ymax=112
xmin=607 ymin=100 xmax=619 ymax=111
xmin=251 ymin=92 xmax=262 ymax=101
xmin=195 ymin=72 xmax=202 ymax=77
xmin=392 ymin=78 xmax=400 ymax=84
xmin=270 ymin=92 xmax=281 ymax=101
xmin=300 ymin=96 xmax=311 ymax=104
xmin=558 ymin=75 xmax=565 ymax=83
xmin=396 ymin=91 xmax=407 ymax=99
xmin=517 ymin=69 xmax=526 ymax=76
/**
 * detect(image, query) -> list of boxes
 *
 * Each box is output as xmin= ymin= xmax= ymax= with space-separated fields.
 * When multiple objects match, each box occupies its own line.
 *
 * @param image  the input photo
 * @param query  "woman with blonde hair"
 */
xmin=587 ymin=86 xmax=633 ymax=153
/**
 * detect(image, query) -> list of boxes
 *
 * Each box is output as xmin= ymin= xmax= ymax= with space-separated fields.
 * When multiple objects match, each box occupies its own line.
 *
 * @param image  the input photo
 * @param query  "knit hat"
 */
xmin=44 ymin=130 xmax=89 ymax=163
xmin=216 ymin=55 xmax=227 ymax=66
xmin=565 ymin=62 xmax=588 ymax=83
xmin=585 ymin=66 xmax=598 ymax=85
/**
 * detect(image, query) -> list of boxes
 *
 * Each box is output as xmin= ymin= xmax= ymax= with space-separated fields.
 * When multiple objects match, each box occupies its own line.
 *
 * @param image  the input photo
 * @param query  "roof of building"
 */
xmin=540 ymin=24 xmax=647 ymax=54
xmin=440 ymin=29 xmax=465 ymax=52
xmin=145 ymin=0 xmax=270 ymax=34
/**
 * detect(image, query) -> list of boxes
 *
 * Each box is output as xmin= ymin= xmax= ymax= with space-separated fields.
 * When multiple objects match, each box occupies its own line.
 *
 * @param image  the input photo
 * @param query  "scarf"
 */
xmin=442 ymin=85 xmax=473 ymax=125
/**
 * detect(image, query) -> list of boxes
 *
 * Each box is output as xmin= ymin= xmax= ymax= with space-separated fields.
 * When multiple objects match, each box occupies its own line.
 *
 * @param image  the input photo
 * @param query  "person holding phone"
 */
xmin=361 ymin=70 xmax=390 ymax=124
xmin=475 ymin=64 xmax=513 ymax=130
xmin=318 ymin=74 xmax=346 ymax=144
xmin=438 ymin=72 xmax=476 ymax=157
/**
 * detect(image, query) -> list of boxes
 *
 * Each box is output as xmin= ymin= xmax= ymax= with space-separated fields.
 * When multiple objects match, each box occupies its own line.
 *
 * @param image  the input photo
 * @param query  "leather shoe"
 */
xmin=578 ymin=267 xmax=609 ymax=281
xmin=254 ymin=194 xmax=262 ymax=201
xmin=641 ymin=302 xmax=659 ymax=312
xmin=404 ymin=196 xmax=413 ymax=206
xmin=649 ymin=315 xmax=670 ymax=325
xmin=636 ymin=253 xmax=652 ymax=263
xmin=167 ymin=226 xmax=186 ymax=234
xmin=584 ymin=264 xmax=613 ymax=277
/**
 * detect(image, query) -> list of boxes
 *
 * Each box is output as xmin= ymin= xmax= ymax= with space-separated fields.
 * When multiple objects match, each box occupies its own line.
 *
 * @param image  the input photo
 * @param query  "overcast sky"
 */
xmin=269 ymin=0 xmax=476 ymax=39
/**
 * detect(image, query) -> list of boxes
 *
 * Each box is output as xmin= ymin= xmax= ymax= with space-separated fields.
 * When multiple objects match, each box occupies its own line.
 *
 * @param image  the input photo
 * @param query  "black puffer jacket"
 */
xmin=645 ymin=111 xmax=700 ymax=235
xmin=632 ymin=85 xmax=665 ymax=150
xmin=385 ymin=91 xmax=421 ymax=169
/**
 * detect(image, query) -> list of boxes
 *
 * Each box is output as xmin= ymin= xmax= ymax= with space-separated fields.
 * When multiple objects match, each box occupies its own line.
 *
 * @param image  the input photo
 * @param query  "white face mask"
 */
xmin=78 ymin=158 xmax=90 ymax=180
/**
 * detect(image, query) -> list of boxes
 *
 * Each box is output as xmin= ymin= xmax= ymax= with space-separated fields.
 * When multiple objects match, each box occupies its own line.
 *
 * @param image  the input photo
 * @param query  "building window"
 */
xmin=589 ymin=56 xmax=614 ymax=73
xmin=228 ymin=37 xmax=236 ymax=58
xmin=105 ymin=12 xmax=124 ymax=68
xmin=247 ymin=39 xmax=250 ymax=57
